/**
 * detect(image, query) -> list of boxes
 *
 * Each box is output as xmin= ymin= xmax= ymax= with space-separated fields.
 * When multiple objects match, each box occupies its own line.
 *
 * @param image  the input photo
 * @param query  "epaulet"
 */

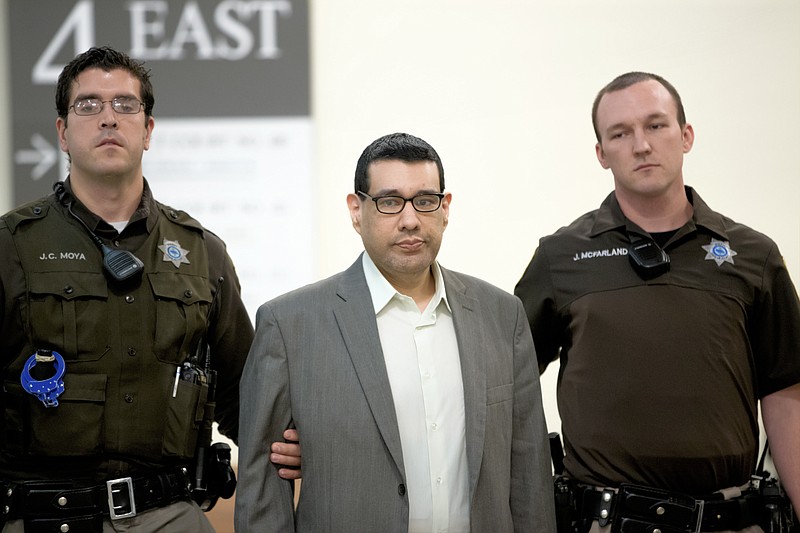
xmin=0 ymin=199 xmax=51 ymax=233
xmin=157 ymin=202 xmax=205 ymax=234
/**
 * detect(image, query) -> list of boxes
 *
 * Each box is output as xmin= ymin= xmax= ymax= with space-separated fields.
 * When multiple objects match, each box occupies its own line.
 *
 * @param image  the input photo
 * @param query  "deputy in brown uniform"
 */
xmin=515 ymin=72 xmax=800 ymax=533
xmin=0 ymin=47 xmax=298 ymax=533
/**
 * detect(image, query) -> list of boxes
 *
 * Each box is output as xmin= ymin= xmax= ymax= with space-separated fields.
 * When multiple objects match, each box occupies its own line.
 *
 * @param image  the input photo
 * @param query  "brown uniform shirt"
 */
xmin=515 ymin=187 xmax=800 ymax=495
xmin=0 ymin=179 xmax=254 ymax=481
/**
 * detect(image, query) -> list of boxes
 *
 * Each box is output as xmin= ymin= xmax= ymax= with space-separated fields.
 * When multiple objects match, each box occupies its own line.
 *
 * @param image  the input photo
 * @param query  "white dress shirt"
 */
xmin=362 ymin=253 xmax=469 ymax=533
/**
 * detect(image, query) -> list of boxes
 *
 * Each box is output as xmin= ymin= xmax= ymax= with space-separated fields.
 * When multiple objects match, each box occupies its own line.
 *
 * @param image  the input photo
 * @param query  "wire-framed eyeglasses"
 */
xmin=69 ymin=97 xmax=144 ymax=116
xmin=357 ymin=191 xmax=445 ymax=214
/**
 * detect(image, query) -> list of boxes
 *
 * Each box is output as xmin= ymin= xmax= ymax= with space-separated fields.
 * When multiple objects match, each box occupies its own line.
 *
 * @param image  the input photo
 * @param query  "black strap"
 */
xmin=577 ymin=485 xmax=761 ymax=532
xmin=1 ymin=469 xmax=190 ymax=523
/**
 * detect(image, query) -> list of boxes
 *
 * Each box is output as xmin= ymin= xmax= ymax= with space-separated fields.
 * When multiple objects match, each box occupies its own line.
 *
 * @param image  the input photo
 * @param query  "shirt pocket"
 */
xmin=5 ymin=373 xmax=108 ymax=456
xmin=148 ymin=272 xmax=212 ymax=364
xmin=26 ymin=272 xmax=109 ymax=362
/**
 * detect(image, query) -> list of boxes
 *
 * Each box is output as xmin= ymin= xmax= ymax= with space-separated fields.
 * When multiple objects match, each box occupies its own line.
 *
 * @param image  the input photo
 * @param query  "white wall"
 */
xmin=308 ymin=0 xmax=800 ymax=435
xmin=1 ymin=0 xmax=799 ymax=440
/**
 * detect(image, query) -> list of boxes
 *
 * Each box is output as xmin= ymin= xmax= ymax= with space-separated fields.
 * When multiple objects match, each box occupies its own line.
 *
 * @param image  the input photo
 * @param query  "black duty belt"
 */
xmin=578 ymin=483 xmax=762 ymax=532
xmin=1 ymin=468 xmax=191 ymax=533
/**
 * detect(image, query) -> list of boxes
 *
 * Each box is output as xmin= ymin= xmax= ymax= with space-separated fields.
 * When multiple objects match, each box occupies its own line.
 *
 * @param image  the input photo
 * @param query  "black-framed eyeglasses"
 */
xmin=69 ymin=97 xmax=144 ymax=116
xmin=357 ymin=191 xmax=445 ymax=214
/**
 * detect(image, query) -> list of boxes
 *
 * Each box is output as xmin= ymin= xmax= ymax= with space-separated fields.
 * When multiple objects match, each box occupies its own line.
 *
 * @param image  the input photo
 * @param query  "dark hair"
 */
xmin=354 ymin=132 xmax=445 ymax=194
xmin=591 ymin=72 xmax=686 ymax=143
xmin=56 ymin=46 xmax=154 ymax=123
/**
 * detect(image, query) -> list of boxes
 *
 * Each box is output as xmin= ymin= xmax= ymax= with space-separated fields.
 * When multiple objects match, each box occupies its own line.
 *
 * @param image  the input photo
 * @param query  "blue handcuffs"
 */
xmin=20 ymin=350 xmax=66 ymax=408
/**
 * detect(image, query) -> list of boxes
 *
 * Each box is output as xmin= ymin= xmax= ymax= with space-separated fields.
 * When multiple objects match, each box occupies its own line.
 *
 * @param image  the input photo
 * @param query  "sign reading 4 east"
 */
xmin=8 ymin=0 xmax=309 ymax=204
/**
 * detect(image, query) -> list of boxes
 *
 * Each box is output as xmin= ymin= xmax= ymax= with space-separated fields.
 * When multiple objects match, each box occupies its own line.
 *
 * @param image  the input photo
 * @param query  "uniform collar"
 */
xmin=61 ymin=177 xmax=158 ymax=235
xmin=590 ymin=186 xmax=729 ymax=242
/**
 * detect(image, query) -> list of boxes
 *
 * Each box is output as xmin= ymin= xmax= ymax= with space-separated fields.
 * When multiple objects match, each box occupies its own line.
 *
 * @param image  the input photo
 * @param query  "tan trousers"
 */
xmin=1 ymin=500 xmax=215 ymax=533
xmin=588 ymin=521 xmax=764 ymax=533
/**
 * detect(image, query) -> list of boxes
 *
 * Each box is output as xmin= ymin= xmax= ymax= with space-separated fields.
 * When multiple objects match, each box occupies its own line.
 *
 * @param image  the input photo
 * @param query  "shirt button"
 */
xmin=398 ymin=484 xmax=406 ymax=496
xmin=127 ymin=348 xmax=137 ymax=357
xmin=184 ymin=289 xmax=193 ymax=298
xmin=125 ymin=295 xmax=135 ymax=303
xmin=114 ymin=240 xmax=121 ymax=247
xmin=63 ymin=286 xmax=74 ymax=295
xmin=124 ymin=394 xmax=134 ymax=403
xmin=431 ymin=422 xmax=438 ymax=430
xmin=436 ymin=476 xmax=442 ymax=484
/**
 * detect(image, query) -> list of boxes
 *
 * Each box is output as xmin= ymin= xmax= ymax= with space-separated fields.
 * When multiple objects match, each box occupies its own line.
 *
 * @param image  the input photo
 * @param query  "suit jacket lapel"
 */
xmin=442 ymin=268 xmax=486 ymax=503
xmin=333 ymin=256 xmax=406 ymax=479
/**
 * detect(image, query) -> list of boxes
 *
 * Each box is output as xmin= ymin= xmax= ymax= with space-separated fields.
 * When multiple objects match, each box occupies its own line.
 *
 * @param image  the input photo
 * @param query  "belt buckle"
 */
xmin=106 ymin=477 xmax=136 ymax=520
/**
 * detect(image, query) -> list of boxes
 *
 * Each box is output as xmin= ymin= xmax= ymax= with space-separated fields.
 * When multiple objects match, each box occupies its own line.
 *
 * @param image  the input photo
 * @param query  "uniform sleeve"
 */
xmin=235 ymin=302 xmax=296 ymax=531
xmin=205 ymin=235 xmax=254 ymax=442
xmin=0 ymin=221 xmax=25 ymax=369
xmin=752 ymin=243 xmax=800 ymax=397
xmin=514 ymin=244 xmax=562 ymax=374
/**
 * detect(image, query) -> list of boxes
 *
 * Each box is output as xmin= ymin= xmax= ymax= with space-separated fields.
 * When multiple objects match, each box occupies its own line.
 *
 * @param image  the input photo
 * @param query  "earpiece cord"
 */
xmin=54 ymin=181 xmax=110 ymax=253
xmin=52 ymin=181 xmax=143 ymax=282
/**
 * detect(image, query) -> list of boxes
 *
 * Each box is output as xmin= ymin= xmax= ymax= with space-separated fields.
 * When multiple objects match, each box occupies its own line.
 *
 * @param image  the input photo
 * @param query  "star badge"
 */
xmin=702 ymin=238 xmax=737 ymax=266
xmin=158 ymin=239 xmax=191 ymax=268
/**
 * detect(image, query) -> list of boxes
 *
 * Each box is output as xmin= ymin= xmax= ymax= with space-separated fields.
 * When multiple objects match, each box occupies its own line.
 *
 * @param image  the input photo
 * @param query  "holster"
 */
xmin=554 ymin=475 xmax=576 ymax=533
xmin=191 ymin=442 xmax=237 ymax=512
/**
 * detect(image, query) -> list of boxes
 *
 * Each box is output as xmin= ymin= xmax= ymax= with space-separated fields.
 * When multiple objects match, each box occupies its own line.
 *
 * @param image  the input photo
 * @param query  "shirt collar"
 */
xmin=590 ymin=186 xmax=729 ymax=241
xmin=361 ymin=252 xmax=451 ymax=315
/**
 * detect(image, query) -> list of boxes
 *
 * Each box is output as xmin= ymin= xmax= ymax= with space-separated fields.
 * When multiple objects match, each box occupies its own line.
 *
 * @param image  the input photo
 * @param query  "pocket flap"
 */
xmin=60 ymin=373 xmax=108 ymax=402
xmin=29 ymin=272 xmax=107 ymax=300
xmin=486 ymin=383 xmax=513 ymax=405
xmin=147 ymin=272 xmax=212 ymax=305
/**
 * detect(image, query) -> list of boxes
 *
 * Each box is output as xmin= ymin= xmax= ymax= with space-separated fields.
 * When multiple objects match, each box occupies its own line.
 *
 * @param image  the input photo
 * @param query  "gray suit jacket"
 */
xmin=235 ymin=256 xmax=556 ymax=532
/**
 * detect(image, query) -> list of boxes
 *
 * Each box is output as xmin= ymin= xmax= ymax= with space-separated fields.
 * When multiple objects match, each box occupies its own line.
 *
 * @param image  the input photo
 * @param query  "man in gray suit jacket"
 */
xmin=236 ymin=132 xmax=556 ymax=532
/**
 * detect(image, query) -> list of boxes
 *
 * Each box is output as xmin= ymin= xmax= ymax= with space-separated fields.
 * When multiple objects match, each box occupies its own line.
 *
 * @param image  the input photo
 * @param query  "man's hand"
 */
xmin=271 ymin=429 xmax=302 ymax=480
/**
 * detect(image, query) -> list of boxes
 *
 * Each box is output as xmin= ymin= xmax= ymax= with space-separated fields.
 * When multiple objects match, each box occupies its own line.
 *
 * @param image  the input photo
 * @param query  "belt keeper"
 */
xmin=693 ymin=498 xmax=705 ymax=533
xmin=598 ymin=488 xmax=615 ymax=527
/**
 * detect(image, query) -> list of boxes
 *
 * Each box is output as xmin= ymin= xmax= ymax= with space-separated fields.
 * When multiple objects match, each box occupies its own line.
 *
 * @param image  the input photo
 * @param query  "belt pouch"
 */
xmin=611 ymin=484 xmax=696 ymax=532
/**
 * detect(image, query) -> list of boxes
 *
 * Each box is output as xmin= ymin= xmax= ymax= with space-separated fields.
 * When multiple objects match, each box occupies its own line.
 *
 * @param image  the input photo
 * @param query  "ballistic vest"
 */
xmin=2 ymin=195 xmax=213 ymax=462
